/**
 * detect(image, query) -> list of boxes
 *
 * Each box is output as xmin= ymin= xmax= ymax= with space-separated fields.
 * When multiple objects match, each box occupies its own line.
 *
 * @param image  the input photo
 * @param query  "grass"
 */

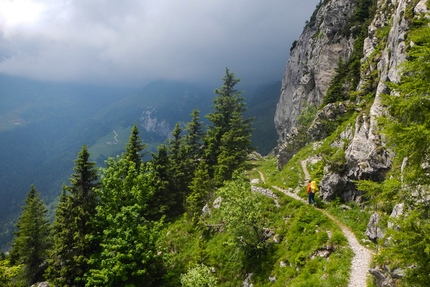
xmin=325 ymin=201 xmax=374 ymax=249
xmin=157 ymin=175 xmax=353 ymax=286
xmin=160 ymin=126 xmax=376 ymax=286
xmin=88 ymin=126 xmax=131 ymax=161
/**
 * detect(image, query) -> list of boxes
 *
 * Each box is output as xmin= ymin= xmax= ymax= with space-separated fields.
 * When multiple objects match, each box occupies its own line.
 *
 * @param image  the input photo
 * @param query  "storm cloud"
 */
xmin=0 ymin=0 xmax=319 ymax=87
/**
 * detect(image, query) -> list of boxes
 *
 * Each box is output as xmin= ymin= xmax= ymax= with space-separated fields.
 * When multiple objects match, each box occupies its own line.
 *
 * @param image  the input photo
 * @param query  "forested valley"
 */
xmin=1 ymin=69 xmax=259 ymax=286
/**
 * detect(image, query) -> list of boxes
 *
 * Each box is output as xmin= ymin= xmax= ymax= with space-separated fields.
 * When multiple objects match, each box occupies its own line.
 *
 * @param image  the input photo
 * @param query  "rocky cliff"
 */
xmin=274 ymin=0 xmax=427 ymax=203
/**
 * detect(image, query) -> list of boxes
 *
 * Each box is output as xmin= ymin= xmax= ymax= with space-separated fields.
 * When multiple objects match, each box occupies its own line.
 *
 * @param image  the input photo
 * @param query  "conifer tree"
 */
xmin=150 ymin=144 xmax=175 ymax=219
xmin=124 ymin=123 xmax=147 ymax=171
xmin=186 ymin=161 xmax=215 ymax=224
xmin=45 ymin=190 xmax=74 ymax=286
xmin=204 ymin=68 xmax=254 ymax=183
xmin=168 ymin=122 xmax=188 ymax=214
xmin=46 ymin=145 xmax=99 ymax=287
xmin=183 ymin=109 xmax=204 ymax=188
xmin=215 ymin=110 xmax=253 ymax=182
xmin=10 ymin=185 xmax=51 ymax=285
xmin=184 ymin=109 xmax=204 ymax=162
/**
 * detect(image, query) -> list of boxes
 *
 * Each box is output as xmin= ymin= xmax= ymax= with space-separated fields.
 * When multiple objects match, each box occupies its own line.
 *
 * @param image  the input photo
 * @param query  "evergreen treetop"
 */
xmin=10 ymin=185 xmax=51 ymax=285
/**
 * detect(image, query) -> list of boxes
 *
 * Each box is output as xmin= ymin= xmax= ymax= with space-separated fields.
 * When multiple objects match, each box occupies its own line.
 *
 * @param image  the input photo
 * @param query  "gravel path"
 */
xmin=253 ymin=168 xmax=373 ymax=287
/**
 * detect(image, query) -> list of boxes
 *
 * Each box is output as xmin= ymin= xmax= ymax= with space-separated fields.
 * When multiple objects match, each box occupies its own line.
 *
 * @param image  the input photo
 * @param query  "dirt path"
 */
xmin=273 ymin=186 xmax=373 ymax=287
xmin=254 ymin=169 xmax=373 ymax=287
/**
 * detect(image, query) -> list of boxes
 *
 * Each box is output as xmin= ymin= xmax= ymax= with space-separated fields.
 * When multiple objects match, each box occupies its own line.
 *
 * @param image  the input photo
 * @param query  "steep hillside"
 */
xmin=274 ymin=0 xmax=430 ymax=285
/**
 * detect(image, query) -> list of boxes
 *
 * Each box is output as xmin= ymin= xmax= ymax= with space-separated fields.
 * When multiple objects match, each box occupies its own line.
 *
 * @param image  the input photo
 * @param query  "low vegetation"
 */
xmin=0 ymin=69 xmax=357 ymax=287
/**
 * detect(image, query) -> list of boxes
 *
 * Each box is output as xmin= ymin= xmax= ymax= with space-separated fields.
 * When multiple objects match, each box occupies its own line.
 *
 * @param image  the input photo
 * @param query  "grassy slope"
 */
xmin=159 ymin=107 xmax=377 ymax=285
xmin=159 ymin=154 xmax=358 ymax=286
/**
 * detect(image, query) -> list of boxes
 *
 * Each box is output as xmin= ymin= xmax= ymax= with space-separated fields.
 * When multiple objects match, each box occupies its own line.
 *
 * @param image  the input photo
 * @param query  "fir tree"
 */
xmin=185 ymin=161 xmax=215 ymax=224
xmin=150 ymin=144 xmax=175 ymax=219
xmin=10 ymin=185 xmax=51 ymax=285
xmin=124 ymin=123 xmax=147 ymax=171
xmin=168 ymin=122 xmax=188 ymax=214
xmin=46 ymin=145 xmax=99 ymax=287
xmin=183 ymin=109 xmax=204 ymax=189
xmin=184 ymin=109 xmax=204 ymax=162
xmin=205 ymin=68 xmax=254 ymax=183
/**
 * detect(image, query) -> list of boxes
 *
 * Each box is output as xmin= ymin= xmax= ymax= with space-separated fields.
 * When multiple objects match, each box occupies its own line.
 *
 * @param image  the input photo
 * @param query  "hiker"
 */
xmin=306 ymin=180 xmax=318 ymax=206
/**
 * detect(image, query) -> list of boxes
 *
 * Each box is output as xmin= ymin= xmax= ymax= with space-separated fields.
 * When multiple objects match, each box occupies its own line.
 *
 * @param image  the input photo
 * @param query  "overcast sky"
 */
xmin=0 ymin=0 xmax=320 ymax=87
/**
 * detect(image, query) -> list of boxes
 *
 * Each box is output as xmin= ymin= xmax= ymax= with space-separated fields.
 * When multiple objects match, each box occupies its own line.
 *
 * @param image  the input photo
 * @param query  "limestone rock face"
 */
xmin=344 ymin=0 xmax=410 ymax=187
xmin=307 ymin=101 xmax=352 ymax=141
xmin=274 ymin=0 xmax=421 ymax=201
xmin=274 ymin=0 xmax=355 ymax=144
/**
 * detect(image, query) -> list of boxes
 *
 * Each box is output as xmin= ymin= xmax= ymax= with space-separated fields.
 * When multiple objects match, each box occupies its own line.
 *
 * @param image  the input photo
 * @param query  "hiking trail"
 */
xmin=252 ymin=165 xmax=373 ymax=287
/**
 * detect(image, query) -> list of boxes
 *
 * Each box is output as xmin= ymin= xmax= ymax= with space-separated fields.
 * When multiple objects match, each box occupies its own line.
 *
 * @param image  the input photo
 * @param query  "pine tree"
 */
xmin=204 ymin=68 xmax=254 ymax=183
xmin=124 ymin=123 xmax=147 ymax=171
xmin=46 ymin=145 xmax=99 ymax=287
xmin=10 ymin=185 xmax=51 ymax=285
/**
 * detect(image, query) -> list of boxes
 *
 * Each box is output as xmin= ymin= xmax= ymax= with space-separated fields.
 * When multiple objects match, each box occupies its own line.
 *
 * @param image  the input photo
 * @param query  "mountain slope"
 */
xmin=273 ymin=0 xmax=430 ymax=285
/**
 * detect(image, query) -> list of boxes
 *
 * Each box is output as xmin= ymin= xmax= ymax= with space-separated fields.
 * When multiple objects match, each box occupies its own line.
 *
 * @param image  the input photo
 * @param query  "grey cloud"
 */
xmin=0 ymin=0 xmax=320 ymax=86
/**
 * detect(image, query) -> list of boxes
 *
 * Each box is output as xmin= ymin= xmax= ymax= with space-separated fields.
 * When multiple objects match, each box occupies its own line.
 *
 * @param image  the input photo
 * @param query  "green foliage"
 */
xmin=367 ymin=14 xmax=430 ymax=286
xmin=9 ymin=185 xmax=51 ymax=285
xmin=184 ymin=109 xmax=204 ymax=172
xmin=205 ymin=68 xmax=254 ymax=183
xmin=382 ymin=23 xmax=430 ymax=184
xmin=124 ymin=122 xmax=147 ymax=171
xmin=324 ymin=148 xmax=347 ymax=174
xmin=86 ymin=155 xmax=163 ymax=286
xmin=324 ymin=58 xmax=351 ymax=105
xmin=217 ymin=173 xmax=268 ymax=258
xmin=356 ymin=178 xmax=401 ymax=213
xmin=0 ymin=259 xmax=21 ymax=287
xmin=297 ymin=104 xmax=318 ymax=128
xmin=180 ymin=264 xmax=217 ymax=287
xmin=324 ymin=0 xmax=377 ymax=106
xmin=376 ymin=207 xmax=430 ymax=286
xmin=284 ymin=101 xmax=322 ymax=157
xmin=46 ymin=145 xmax=99 ymax=287
xmin=150 ymin=144 xmax=175 ymax=220
xmin=268 ymin=198 xmax=352 ymax=287
xmin=159 ymin=173 xmax=353 ymax=286
xmin=168 ymin=122 xmax=189 ymax=215
xmin=186 ymin=161 xmax=215 ymax=224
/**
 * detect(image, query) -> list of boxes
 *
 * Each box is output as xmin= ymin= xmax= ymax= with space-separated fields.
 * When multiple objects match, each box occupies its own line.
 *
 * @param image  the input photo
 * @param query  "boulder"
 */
xmin=369 ymin=267 xmax=395 ymax=287
xmin=365 ymin=212 xmax=385 ymax=242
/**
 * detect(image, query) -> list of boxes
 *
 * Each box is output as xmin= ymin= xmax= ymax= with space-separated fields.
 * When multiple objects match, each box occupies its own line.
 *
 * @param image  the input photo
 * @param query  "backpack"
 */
xmin=310 ymin=181 xmax=318 ymax=193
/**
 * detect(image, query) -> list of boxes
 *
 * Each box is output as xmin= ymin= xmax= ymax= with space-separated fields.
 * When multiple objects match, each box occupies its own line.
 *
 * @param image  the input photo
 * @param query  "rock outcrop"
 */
xmin=274 ymin=0 xmax=355 ymax=144
xmin=274 ymin=0 xmax=426 ymax=202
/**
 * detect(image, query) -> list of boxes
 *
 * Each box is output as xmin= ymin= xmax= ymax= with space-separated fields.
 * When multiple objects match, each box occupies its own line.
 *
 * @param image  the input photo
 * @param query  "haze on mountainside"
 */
xmin=0 ymin=1 xmax=321 ymax=252
xmin=0 ymin=0 xmax=320 ymax=88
